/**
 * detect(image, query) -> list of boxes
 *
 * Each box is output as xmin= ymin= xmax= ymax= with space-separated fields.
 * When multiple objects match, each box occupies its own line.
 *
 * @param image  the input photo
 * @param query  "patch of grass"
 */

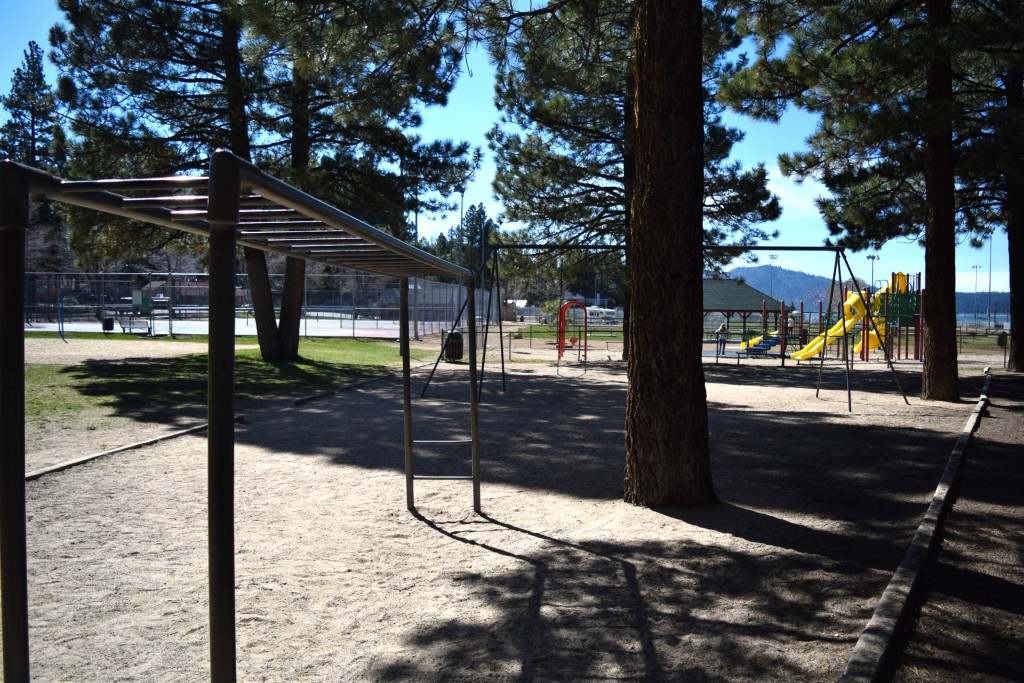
xmin=25 ymin=335 xmax=430 ymax=427
xmin=25 ymin=365 xmax=110 ymax=429
xmin=519 ymin=324 xmax=624 ymax=342
xmin=24 ymin=330 xmax=256 ymax=344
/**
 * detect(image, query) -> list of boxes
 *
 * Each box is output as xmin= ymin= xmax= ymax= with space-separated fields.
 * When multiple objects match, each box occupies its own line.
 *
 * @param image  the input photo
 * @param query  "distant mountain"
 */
xmin=722 ymin=265 xmax=1012 ymax=316
xmin=723 ymin=265 xmax=852 ymax=305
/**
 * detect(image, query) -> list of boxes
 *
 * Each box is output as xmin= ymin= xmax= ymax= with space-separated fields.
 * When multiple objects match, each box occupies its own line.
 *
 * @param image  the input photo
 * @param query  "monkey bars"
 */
xmin=0 ymin=150 xmax=479 ymax=682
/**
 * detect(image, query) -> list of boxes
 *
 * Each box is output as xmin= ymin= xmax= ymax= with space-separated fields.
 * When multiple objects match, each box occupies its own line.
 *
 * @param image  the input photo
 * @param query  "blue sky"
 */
xmin=2 ymin=2 xmax=1010 ymax=292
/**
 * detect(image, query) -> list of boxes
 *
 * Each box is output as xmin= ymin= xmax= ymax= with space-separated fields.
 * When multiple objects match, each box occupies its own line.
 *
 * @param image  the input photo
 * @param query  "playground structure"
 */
xmin=728 ymin=271 xmax=922 ymax=365
xmin=557 ymin=300 xmax=589 ymax=361
xmin=474 ymin=244 xmax=919 ymax=406
xmin=791 ymin=272 xmax=915 ymax=361
xmin=1 ymin=153 xmax=480 ymax=683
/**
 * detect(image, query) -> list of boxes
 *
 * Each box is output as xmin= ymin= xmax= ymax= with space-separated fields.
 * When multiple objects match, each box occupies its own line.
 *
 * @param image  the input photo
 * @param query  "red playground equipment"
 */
xmin=557 ymin=301 xmax=588 ymax=360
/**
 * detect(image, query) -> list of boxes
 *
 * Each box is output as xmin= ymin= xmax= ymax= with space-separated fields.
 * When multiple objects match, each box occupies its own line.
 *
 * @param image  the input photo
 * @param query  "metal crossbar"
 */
xmin=1 ymin=151 xmax=480 ymax=683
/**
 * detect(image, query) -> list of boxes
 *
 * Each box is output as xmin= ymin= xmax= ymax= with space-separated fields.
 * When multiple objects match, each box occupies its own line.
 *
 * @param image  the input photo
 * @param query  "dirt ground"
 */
xmin=7 ymin=335 xmax=1017 ymax=681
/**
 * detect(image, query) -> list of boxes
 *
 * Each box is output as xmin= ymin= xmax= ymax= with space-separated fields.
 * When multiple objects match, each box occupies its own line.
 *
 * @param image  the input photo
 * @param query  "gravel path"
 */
xmin=11 ymin=335 xmax=1019 ymax=681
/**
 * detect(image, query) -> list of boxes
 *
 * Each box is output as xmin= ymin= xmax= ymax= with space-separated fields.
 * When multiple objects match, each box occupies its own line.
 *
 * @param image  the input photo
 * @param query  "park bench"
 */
xmin=118 ymin=317 xmax=151 ymax=334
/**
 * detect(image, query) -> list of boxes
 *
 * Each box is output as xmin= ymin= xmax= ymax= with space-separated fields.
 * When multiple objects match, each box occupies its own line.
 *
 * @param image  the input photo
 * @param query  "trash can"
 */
xmin=444 ymin=330 xmax=464 ymax=361
xmin=997 ymin=330 xmax=1008 ymax=348
xmin=102 ymin=317 xmax=114 ymax=332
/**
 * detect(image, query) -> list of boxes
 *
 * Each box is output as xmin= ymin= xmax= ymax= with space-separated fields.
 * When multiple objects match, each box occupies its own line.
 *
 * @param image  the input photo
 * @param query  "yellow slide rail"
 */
xmin=790 ymin=273 xmax=907 ymax=361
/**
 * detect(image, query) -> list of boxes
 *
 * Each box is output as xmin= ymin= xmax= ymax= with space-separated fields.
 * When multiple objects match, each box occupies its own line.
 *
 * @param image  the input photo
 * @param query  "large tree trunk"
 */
xmin=621 ymin=64 xmax=636 ymax=363
xmin=920 ymin=0 xmax=959 ymax=401
xmin=624 ymin=0 xmax=716 ymax=507
xmin=244 ymin=246 xmax=282 ymax=361
xmin=1004 ymin=67 xmax=1023 ymax=373
xmin=273 ymin=69 xmax=314 ymax=361
xmin=277 ymin=256 xmax=306 ymax=359
xmin=219 ymin=2 xmax=290 ymax=361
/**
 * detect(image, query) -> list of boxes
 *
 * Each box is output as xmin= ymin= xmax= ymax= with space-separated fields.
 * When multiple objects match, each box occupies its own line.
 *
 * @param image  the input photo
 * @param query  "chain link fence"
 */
xmin=24 ymin=271 xmax=497 ymax=338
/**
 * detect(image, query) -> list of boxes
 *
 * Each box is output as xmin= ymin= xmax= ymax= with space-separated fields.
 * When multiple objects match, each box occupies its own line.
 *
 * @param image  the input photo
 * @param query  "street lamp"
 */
xmin=456 ymin=185 xmax=466 ymax=268
xmin=866 ymin=255 xmax=879 ymax=292
xmin=972 ymin=264 xmax=981 ymax=326
xmin=769 ymin=254 xmax=778 ymax=297
xmin=988 ymin=231 xmax=993 ymax=327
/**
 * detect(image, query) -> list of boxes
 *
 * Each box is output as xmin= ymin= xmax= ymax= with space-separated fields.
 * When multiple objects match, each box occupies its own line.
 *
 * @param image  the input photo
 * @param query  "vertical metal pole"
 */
xmin=466 ymin=279 xmax=481 ymax=513
xmin=493 ymin=251 xmax=507 ymax=392
xmin=168 ymin=271 xmax=175 ymax=337
xmin=400 ymin=278 xmax=415 ymax=511
xmin=780 ymin=300 xmax=786 ymax=367
xmin=412 ymin=276 xmax=420 ymax=340
xmin=206 ymin=151 xmax=239 ymax=683
xmin=1 ymin=163 xmax=31 ymax=683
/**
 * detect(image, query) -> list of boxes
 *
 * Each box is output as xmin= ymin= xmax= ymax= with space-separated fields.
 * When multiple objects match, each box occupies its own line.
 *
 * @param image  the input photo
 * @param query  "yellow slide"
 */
xmin=740 ymin=330 xmax=779 ymax=350
xmin=790 ymin=274 xmax=906 ymax=361
xmin=854 ymin=325 xmax=886 ymax=353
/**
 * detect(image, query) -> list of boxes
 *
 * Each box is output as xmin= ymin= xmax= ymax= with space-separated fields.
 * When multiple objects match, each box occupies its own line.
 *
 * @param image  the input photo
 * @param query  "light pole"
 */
xmin=988 ymin=231 xmax=993 ymax=327
xmin=769 ymin=254 xmax=778 ymax=297
xmin=972 ymin=264 xmax=981 ymax=326
xmin=456 ymin=186 xmax=465 ymax=268
xmin=866 ymin=255 xmax=879 ymax=292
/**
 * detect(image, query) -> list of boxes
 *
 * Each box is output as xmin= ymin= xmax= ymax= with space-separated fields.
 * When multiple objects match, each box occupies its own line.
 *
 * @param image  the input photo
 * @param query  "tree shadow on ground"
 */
xmin=365 ymin=509 xmax=879 ymax=682
xmin=59 ymin=353 xmax=385 ymax=424
xmin=354 ymin=359 xmax=1005 ymax=680
xmin=886 ymin=375 xmax=1024 ymax=681
xmin=217 ymin=363 xmax=988 ymax=681
xmin=234 ymin=365 xmax=970 ymax=543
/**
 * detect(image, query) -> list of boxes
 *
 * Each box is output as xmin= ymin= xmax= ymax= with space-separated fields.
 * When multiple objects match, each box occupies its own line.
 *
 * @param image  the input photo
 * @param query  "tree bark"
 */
xmin=273 ymin=68 xmax=314 ymax=361
xmin=1004 ymin=67 xmax=1023 ymax=372
xmin=221 ymin=5 xmax=310 ymax=363
xmin=219 ymin=3 xmax=250 ymax=160
xmin=277 ymin=256 xmax=306 ymax=359
xmin=624 ymin=0 xmax=716 ymax=507
xmin=621 ymin=64 xmax=636 ymax=363
xmin=244 ymin=246 xmax=282 ymax=361
xmin=920 ymin=0 xmax=960 ymax=400
xmin=219 ymin=1 xmax=289 ymax=362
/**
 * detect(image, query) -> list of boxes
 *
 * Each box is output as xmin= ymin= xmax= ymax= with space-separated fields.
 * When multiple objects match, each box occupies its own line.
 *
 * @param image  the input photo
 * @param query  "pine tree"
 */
xmin=472 ymin=0 xmax=717 ymax=505
xmin=485 ymin=0 xmax=780 ymax=263
xmin=717 ymin=0 xmax=1024 ymax=396
xmin=1 ymin=41 xmax=58 ymax=170
xmin=51 ymin=0 xmax=477 ymax=360
xmin=2 ymin=40 xmax=77 ymax=272
xmin=624 ymin=0 xmax=716 ymax=506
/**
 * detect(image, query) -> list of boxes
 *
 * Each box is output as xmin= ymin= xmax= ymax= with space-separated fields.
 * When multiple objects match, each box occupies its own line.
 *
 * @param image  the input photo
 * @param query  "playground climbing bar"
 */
xmin=1 ymin=160 xmax=31 ymax=683
xmin=206 ymin=151 xmax=240 ymax=682
xmin=0 ymin=152 xmax=474 ymax=682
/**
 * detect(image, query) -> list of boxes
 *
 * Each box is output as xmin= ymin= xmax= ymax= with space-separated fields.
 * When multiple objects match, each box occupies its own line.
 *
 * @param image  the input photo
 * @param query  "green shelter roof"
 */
xmin=703 ymin=278 xmax=783 ymax=314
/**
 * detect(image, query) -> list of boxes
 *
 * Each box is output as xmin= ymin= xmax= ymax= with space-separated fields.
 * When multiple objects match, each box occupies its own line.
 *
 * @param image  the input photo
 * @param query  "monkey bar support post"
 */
xmin=206 ymin=151 xmax=239 ymax=683
xmin=467 ymin=280 xmax=481 ymax=513
xmin=401 ymin=278 xmax=415 ymax=511
xmin=1 ymin=162 xmax=31 ymax=683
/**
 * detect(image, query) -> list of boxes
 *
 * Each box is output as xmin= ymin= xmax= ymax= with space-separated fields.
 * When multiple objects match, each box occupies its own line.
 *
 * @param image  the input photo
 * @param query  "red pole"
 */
xmin=839 ymin=299 xmax=846 ymax=360
xmin=583 ymin=308 xmax=589 ymax=362
xmin=916 ymin=280 xmax=924 ymax=360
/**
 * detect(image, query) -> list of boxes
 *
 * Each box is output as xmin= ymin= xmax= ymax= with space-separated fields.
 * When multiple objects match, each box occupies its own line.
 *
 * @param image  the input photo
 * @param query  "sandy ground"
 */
xmin=6 ymin=335 xmax=1015 ymax=681
xmin=889 ymin=372 xmax=1024 ymax=682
